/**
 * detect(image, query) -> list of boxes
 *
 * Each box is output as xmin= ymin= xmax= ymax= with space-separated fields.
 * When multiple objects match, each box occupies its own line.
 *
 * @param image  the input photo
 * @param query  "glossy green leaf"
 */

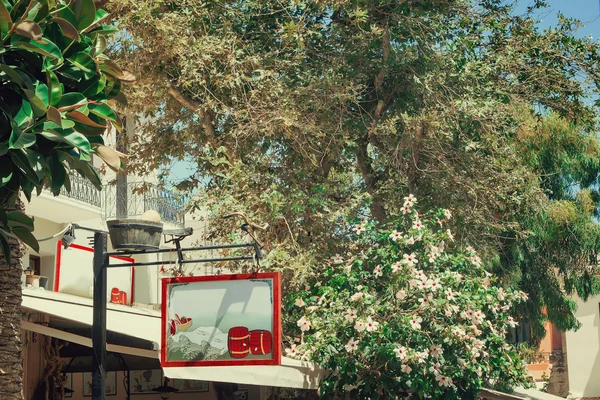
xmin=57 ymin=92 xmax=87 ymax=110
xmin=0 ymin=161 xmax=12 ymax=187
xmin=56 ymin=5 xmax=77 ymax=27
xmin=46 ymin=105 xmax=61 ymax=126
xmin=88 ymin=102 xmax=116 ymax=121
xmin=13 ymin=97 xmax=33 ymax=127
xmin=23 ymin=89 xmax=47 ymax=117
xmin=87 ymin=25 xmax=118 ymax=37
xmin=12 ymin=226 xmax=39 ymax=252
xmin=0 ymin=64 xmax=31 ymax=90
xmin=23 ymin=149 xmax=45 ymax=181
xmin=35 ymin=83 xmax=49 ymax=107
xmin=47 ymin=70 xmax=62 ymax=106
xmin=91 ymin=34 xmax=106 ymax=56
xmin=69 ymin=0 xmax=96 ymax=31
xmin=9 ymin=121 xmax=36 ymax=149
xmin=47 ymin=152 xmax=65 ymax=195
xmin=9 ymin=150 xmax=39 ymax=184
xmin=11 ymin=36 xmax=63 ymax=61
xmin=69 ymin=51 xmax=95 ymax=73
xmin=6 ymin=211 xmax=34 ymax=231
xmin=40 ymin=128 xmax=91 ymax=153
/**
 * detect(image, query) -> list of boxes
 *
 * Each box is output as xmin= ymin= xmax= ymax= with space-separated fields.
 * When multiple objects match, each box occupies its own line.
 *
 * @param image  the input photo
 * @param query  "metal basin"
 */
xmin=106 ymin=219 xmax=164 ymax=251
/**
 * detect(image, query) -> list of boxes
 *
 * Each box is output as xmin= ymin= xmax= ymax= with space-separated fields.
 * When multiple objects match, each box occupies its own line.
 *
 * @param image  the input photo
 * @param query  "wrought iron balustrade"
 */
xmin=103 ymin=182 xmax=186 ymax=227
xmin=58 ymin=172 xmax=103 ymax=208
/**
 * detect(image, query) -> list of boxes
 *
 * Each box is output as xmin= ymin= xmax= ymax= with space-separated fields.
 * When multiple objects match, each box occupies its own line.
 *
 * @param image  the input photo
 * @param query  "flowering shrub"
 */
xmin=285 ymin=196 xmax=532 ymax=399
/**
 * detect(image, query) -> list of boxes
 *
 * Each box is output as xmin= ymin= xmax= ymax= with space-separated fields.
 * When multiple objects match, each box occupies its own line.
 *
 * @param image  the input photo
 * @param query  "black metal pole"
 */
xmin=92 ymin=232 xmax=108 ymax=400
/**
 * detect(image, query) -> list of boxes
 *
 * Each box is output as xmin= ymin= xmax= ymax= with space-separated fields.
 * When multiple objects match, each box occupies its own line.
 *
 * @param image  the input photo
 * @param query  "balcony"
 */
xmin=103 ymin=181 xmax=186 ymax=227
xmin=36 ymin=174 xmax=186 ymax=227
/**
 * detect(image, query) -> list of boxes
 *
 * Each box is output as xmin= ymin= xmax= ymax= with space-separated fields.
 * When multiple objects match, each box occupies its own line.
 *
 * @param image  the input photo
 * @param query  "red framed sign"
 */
xmin=161 ymin=272 xmax=281 ymax=367
xmin=54 ymin=241 xmax=135 ymax=305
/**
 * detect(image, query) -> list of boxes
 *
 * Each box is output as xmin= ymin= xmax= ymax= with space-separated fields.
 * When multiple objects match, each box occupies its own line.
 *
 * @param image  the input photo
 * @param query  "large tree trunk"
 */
xmin=0 ymin=198 xmax=25 ymax=400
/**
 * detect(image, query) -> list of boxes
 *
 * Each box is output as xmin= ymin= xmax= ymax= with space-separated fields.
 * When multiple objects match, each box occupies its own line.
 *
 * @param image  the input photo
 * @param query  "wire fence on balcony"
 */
xmin=59 ymin=172 xmax=103 ymax=208
xmin=103 ymin=182 xmax=187 ymax=227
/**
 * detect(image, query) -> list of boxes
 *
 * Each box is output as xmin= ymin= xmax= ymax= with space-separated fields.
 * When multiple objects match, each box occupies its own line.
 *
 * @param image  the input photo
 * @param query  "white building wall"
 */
xmin=565 ymin=295 xmax=600 ymax=398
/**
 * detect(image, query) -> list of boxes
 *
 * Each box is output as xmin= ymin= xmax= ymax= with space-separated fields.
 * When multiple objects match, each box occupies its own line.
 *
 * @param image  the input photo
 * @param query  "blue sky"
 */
xmin=515 ymin=0 xmax=600 ymax=36
xmin=165 ymin=0 xmax=600 ymax=188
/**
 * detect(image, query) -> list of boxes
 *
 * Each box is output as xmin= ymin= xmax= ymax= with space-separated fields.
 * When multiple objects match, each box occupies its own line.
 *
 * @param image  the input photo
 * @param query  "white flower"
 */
xmin=373 ymin=265 xmax=383 ymax=277
xmin=436 ymin=375 xmax=453 ymax=387
xmin=345 ymin=338 xmax=358 ymax=353
xmin=295 ymin=298 xmax=306 ymax=307
xmin=285 ymin=345 xmax=298 ymax=357
xmin=416 ymin=350 xmax=429 ymax=363
xmin=401 ymin=204 xmax=412 ymax=214
xmin=429 ymin=363 xmax=442 ymax=375
xmin=507 ymin=316 xmax=518 ymax=328
xmin=443 ymin=209 xmax=452 ymax=220
xmin=428 ymin=278 xmax=442 ymax=291
xmin=351 ymin=292 xmax=364 ymax=302
xmin=401 ymin=364 xmax=412 ymax=374
xmin=466 ymin=246 xmax=476 ymax=255
xmin=344 ymin=264 xmax=352 ymax=275
xmin=354 ymin=320 xmax=366 ymax=332
xmin=396 ymin=289 xmax=406 ymax=300
xmin=518 ymin=291 xmax=529 ymax=301
xmin=389 ymin=230 xmax=403 ymax=242
xmin=365 ymin=316 xmax=379 ymax=332
xmin=404 ymin=194 xmax=417 ymax=206
xmin=473 ymin=311 xmax=486 ymax=325
xmin=430 ymin=345 xmax=443 ymax=358
xmin=405 ymin=236 xmax=416 ymax=245
xmin=297 ymin=316 xmax=311 ymax=332
xmin=497 ymin=288 xmax=506 ymax=301
xmin=446 ymin=229 xmax=454 ymax=241
xmin=470 ymin=256 xmax=482 ymax=266
xmin=391 ymin=261 xmax=402 ymax=273
xmin=394 ymin=346 xmax=408 ymax=360
xmin=345 ymin=309 xmax=357 ymax=323
xmin=331 ymin=254 xmax=344 ymax=264
xmin=353 ymin=224 xmax=366 ymax=235
xmin=472 ymin=339 xmax=485 ymax=349
xmin=402 ymin=253 xmax=418 ymax=268
xmin=412 ymin=219 xmax=424 ymax=230
xmin=409 ymin=316 xmax=423 ymax=330
xmin=444 ymin=289 xmax=456 ymax=301
xmin=411 ymin=268 xmax=427 ymax=281
xmin=452 ymin=327 xmax=465 ymax=337
xmin=418 ymin=295 xmax=432 ymax=308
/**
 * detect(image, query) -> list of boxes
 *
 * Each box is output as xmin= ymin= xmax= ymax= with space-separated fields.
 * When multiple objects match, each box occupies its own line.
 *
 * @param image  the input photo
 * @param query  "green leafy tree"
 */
xmin=110 ymin=0 xmax=600 ymax=393
xmin=286 ymin=199 xmax=532 ymax=398
xmin=0 ymin=0 xmax=128 ymax=397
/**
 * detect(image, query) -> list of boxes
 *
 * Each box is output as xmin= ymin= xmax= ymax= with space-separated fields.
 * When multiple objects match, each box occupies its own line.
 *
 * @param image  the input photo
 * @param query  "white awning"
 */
xmin=22 ymin=288 xmax=161 ymax=344
xmin=164 ymin=357 xmax=324 ymax=389
xmin=22 ymin=288 xmax=324 ymax=389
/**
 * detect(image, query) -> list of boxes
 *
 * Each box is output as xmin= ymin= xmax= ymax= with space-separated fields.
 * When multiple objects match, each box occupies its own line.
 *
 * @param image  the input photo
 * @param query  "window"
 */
xmin=28 ymin=255 xmax=40 ymax=275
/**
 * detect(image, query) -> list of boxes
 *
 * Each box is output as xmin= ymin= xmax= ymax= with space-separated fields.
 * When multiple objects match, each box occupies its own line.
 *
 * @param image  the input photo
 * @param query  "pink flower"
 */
xmin=401 ymin=364 xmax=412 ymax=374
xmin=373 ymin=265 xmax=383 ymax=277
xmin=354 ymin=320 xmax=366 ymax=332
xmin=345 ymin=338 xmax=358 ymax=353
xmin=402 ymin=253 xmax=418 ymax=267
xmin=409 ymin=316 xmax=423 ymax=330
xmin=345 ymin=309 xmax=357 ymax=323
xmin=435 ymin=375 xmax=453 ymax=387
xmin=285 ymin=345 xmax=298 ymax=357
xmin=394 ymin=346 xmax=408 ymax=360
xmin=353 ymin=224 xmax=366 ymax=235
xmin=389 ymin=230 xmax=403 ymax=242
xmin=295 ymin=298 xmax=306 ymax=307
xmin=430 ymin=345 xmax=443 ymax=358
xmin=403 ymin=194 xmax=417 ymax=205
xmin=297 ymin=317 xmax=311 ymax=332
xmin=365 ymin=316 xmax=379 ymax=332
